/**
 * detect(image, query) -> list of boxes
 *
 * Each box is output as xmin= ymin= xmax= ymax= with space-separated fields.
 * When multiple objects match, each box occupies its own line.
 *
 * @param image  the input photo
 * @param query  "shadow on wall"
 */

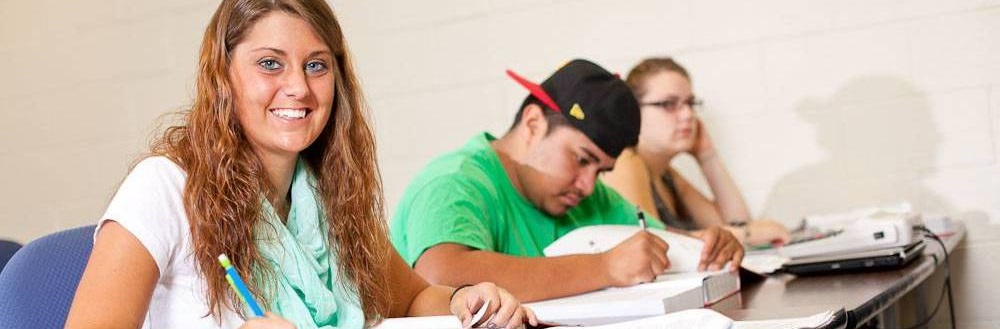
xmin=762 ymin=75 xmax=1000 ymax=326
xmin=761 ymin=75 xmax=952 ymax=223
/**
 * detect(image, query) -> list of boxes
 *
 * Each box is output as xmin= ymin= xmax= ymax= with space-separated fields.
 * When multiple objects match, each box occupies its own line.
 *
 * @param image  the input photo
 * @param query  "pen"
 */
xmin=218 ymin=253 xmax=265 ymax=317
xmin=637 ymin=209 xmax=648 ymax=231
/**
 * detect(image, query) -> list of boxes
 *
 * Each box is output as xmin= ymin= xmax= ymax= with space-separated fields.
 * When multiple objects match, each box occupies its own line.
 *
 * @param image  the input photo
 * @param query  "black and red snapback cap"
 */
xmin=506 ymin=59 xmax=640 ymax=158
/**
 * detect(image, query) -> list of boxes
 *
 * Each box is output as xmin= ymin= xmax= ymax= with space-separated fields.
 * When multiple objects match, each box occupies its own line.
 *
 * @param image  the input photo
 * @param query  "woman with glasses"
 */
xmin=603 ymin=57 xmax=790 ymax=248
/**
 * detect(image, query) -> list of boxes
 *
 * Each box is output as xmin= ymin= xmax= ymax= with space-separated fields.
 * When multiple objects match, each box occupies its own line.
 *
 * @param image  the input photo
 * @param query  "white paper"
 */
xmin=741 ymin=253 xmax=789 ymax=274
xmin=547 ymin=309 xmax=733 ymax=329
xmin=469 ymin=298 xmax=490 ymax=326
xmin=372 ymin=315 xmax=462 ymax=329
xmin=543 ymin=225 xmax=705 ymax=273
xmin=733 ymin=311 xmax=836 ymax=329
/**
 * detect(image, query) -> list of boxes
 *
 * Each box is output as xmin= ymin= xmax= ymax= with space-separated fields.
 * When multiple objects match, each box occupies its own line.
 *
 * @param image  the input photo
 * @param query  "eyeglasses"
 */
xmin=641 ymin=97 xmax=703 ymax=114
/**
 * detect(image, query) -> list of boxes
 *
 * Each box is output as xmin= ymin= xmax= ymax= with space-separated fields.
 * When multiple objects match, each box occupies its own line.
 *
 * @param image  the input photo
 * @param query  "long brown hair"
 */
xmin=625 ymin=57 xmax=691 ymax=98
xmin=150 ymin=0 xmax=391 ymax=322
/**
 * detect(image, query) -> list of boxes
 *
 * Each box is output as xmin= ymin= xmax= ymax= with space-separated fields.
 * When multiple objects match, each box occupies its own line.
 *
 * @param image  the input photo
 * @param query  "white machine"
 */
xmin=778 ymin=206 xmax=924 ymax=259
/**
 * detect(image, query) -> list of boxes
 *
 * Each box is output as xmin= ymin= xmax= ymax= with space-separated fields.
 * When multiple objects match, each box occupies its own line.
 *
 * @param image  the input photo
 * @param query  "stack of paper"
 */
xmin=525 ymin=270 xmax=739 ymax=326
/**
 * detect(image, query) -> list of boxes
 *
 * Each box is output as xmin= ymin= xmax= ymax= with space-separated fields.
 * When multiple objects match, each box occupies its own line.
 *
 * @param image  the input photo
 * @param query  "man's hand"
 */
xmin=600 ymin=231 xmax=670 ymax=286
xmin=691 ymin=226 xmax=744 ymax=272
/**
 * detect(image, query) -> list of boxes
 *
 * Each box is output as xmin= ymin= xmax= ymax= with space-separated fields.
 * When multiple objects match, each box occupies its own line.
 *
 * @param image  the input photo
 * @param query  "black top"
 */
xmin=650 ymin=171 xmax=699 ymax=231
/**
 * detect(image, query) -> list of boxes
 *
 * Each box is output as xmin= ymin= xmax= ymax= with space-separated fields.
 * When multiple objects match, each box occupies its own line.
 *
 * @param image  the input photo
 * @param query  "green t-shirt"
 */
xmin=390 ymin=132 xmax=663 ymax=266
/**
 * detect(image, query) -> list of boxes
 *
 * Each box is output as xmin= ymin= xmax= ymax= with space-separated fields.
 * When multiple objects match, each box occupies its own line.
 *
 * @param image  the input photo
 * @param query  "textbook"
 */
xmin=372 ymin=309 xmax=842 ymax=329
xmin=544 ymin=309 xmax=842 ymax=329
xmin=525 ymin=270 xmax=739 ymax=325
xmin=529 ymin=225 xmax=740 ymax=325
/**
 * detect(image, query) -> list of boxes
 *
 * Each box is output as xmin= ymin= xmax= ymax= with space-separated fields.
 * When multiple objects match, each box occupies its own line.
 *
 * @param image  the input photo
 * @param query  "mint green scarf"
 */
xmin=254 ymin=159 xmax=365 ymax=328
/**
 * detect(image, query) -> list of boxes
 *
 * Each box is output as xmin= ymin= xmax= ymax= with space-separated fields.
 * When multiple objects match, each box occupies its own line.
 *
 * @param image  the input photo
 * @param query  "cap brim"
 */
xmin=505 ymin=69 xmax=562 ymax=113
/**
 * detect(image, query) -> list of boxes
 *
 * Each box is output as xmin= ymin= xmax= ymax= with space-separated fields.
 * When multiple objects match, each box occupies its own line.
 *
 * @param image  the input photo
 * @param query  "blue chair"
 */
xmin=0 ymin=225 xmax=96 ymax=329
xmin=0 ymin=239 xmax=22 ymax=274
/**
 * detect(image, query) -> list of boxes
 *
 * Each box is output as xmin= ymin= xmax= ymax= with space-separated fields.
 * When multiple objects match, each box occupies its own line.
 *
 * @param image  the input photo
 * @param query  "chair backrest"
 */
xmin=0 ymin=225 xmax=96 ymax=329
xmin=0 ymin=240 xmax=22 ymax=274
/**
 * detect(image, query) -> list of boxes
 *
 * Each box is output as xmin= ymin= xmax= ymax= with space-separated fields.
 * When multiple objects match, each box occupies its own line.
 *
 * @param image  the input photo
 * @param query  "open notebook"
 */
xmin=526 ymin=225 xmax=740 ymax=325
xmin=372 ymin=309 xmax=843 ymax=329
xmin=733 ymin=309 xmax=844 ymax=329
xmin=543 ymin=225 xmax=706 ymax=273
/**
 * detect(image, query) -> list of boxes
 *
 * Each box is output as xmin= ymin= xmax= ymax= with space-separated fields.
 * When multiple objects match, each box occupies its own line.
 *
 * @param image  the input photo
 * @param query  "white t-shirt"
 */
xmin=96 ymin=156 xmax=245 ymax=328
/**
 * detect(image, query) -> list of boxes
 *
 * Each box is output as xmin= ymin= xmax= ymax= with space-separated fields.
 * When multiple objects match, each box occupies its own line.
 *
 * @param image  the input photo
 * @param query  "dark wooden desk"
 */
xmin=712 ymin=225 xmax=964 ymax=328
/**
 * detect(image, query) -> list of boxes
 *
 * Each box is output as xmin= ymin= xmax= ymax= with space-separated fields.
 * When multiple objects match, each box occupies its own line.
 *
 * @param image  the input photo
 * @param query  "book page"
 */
xmin=372 ymin=315 xmax=462 ymax=329
xmin=741 ymin=252 xmax=788 ymax=274
xmin=733 ymin=311 xmax=836 ymax=329
xmin=543 ymin=225 xmax=704 ymax=273
xmin=547 ymin=309 xmax=733 ymax=329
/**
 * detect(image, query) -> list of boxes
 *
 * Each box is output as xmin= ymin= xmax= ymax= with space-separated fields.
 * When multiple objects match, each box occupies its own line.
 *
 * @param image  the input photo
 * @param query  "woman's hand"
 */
xmin=239 ymin=312 xmax=296 ymax=329
xmin=745 ymin=220 xmax=792 ymax=246
xmin=691 ymin=119 xmax=717 ymax=163
xmin=450 ymin=282 xmax=538 ymax=329
xmin=725 ymin=220 xmax=792 ymax=246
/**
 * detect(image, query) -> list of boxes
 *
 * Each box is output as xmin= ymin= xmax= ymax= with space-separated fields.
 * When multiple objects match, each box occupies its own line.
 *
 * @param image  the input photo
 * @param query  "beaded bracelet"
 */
xmin=730 ymin=221 xmax=750 ymax=240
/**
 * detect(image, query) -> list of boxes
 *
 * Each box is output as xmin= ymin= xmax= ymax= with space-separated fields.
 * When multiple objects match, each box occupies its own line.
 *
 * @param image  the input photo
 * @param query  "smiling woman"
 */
xmin=228 ymin=11 xmax=334 ymax=172
xmin=227 ymin=11 xmax=336 ymax=218
xmin=61 ymin=0 xmax=536 ymax=329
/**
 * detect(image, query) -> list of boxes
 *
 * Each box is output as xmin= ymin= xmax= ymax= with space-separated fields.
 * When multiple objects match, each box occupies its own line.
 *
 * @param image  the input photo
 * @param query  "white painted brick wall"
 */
xmin=349 ymin=4 xmax=1000 ymax=328
xmin=992 ymin=87 xmax=1000 ymax=160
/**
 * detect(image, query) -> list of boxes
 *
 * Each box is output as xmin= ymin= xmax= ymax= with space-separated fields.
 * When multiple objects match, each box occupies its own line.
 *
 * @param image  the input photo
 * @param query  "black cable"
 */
xmin=896 ymin=226 xmax=955 ymax=329
xmin=922 ymin=226 xmax=957 ymax=329
xmin=945 ymin=272 xmax=957 ymax=329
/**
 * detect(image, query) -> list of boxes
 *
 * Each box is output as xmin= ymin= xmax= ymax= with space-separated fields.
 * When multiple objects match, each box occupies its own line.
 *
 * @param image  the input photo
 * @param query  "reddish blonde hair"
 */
xmin=151 ymin=0 xmax=390 ymax=322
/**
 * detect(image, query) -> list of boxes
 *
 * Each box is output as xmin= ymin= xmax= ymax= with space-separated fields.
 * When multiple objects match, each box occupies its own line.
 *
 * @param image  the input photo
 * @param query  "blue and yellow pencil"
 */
xmin=218 ymin=253 xmax=265 ymax=317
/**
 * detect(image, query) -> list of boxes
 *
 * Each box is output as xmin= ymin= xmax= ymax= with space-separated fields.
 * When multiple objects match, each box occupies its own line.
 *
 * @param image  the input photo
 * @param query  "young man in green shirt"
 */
xmin=390 ymin=59 xmax=744 ymax=302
